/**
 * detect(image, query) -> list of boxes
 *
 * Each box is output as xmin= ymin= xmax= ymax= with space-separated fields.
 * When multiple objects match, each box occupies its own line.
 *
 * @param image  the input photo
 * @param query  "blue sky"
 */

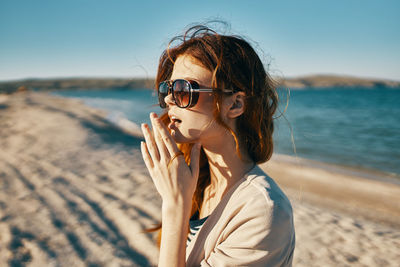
xmin=1 ymin=0 xmax=399 ymax=81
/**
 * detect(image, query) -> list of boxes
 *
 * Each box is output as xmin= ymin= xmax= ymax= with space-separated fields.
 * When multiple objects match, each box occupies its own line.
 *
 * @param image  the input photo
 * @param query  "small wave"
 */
xmin=106 ymin=111 xmax=143 ymax=138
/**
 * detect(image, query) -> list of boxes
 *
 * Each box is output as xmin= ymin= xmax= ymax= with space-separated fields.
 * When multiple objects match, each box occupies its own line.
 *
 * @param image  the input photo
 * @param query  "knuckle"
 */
xmin=163 ymin=136 xmax=170 ymax=143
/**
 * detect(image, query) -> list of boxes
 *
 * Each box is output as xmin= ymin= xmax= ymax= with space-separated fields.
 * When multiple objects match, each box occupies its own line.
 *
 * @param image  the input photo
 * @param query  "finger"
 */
xmin=151 ymin=112 xmax=180 ymax=156
xmin=189 ymin=143 xmax=202 ymax=179
xmin=150 ymin=113 xmax=169 ymax=161
xmin=141 ymin=122 xmax=160 ymax=162
xmin=141 ymin=141 xmax=154 ymax=169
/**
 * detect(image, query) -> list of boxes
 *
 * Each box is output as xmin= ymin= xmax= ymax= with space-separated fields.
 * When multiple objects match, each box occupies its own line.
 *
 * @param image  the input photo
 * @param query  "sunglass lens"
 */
xmin=173 ymin=80 xmax=191 ymax=107
xmin=158 ymin=81 xmax=169 ymax=108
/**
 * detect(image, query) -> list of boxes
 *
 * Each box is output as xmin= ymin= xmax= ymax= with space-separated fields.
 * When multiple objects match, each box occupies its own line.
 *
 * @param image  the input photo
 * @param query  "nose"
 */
xmin=164 ymin=93 xmax=175 ymax=107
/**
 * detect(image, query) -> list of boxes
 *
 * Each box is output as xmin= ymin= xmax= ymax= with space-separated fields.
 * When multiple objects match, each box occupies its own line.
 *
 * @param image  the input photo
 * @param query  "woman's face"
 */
xmin=165 ymin=54 xmax=226 ymax=145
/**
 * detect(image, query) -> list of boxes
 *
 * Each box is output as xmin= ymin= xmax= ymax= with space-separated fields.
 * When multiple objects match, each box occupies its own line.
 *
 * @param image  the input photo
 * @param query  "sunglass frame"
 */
xmin=158 ymin=79 xmax=232 ymax=108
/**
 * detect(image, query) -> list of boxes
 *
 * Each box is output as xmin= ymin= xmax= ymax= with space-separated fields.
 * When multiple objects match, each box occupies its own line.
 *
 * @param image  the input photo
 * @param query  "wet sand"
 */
xmin=0 ymin=92 xmax=399 ymax=266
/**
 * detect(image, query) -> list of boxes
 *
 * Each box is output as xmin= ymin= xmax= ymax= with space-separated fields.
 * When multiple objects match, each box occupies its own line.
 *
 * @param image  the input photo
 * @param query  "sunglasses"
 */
xmin=158 ymin=79 xmax=232 ymax=108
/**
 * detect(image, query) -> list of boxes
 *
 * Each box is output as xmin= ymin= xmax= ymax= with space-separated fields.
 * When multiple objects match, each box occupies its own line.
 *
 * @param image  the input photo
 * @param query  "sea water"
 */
xmin=53 ymin=88 xmax=400 ymax=175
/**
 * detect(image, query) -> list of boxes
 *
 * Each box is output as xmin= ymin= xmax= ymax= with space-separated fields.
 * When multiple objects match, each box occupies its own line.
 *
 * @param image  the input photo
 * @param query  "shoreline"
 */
xmin=271 ymin=153 xmax=400 ymax=186
xmin=1 ymin=91 xmax=399 ymax=266
xmin=12 ymin=90 xmax=400 ymax=223
xmin=52 ymin=91 xmax=399 ymax=181
xmin=261 ymin=154 xmax=400 ymax=227
xmin=13 ymin=90 xmax=400 ymax=224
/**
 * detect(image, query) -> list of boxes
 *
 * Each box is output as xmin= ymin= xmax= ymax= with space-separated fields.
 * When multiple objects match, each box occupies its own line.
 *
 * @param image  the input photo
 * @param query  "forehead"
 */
xmin=170 ymin=54 xmax=212 ymax=84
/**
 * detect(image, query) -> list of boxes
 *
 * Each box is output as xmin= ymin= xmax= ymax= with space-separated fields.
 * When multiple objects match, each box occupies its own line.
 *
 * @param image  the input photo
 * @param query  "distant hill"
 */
xmin=0 ymin=78 xmax=155 ymax=94
xmin=279 ymin=75 xmax=400 ymax=89
xmin=0 ymin=75 xmax=399 ymax=93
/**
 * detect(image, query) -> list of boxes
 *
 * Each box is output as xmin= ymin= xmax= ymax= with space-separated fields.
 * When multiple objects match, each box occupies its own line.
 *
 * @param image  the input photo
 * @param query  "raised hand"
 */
xmin=140 ymin=112 xmax=201 ymax=209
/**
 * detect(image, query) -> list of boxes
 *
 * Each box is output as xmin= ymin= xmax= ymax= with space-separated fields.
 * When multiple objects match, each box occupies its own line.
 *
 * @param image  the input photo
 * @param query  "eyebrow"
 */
xmin=183 ymin=77 xmax=200 ymax=83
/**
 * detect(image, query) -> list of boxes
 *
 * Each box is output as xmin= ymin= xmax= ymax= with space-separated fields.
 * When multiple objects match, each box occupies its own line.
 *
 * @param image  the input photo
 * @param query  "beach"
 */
xmin=0 ymin=91 xmax=399 ymax=266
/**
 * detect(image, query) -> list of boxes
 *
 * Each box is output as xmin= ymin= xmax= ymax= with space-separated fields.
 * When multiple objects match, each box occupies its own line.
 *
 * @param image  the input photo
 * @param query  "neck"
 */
xmin=201 ymin=133 xmax=255 ymax=197
xmin=197 ymin=131 xmax=255 ymax=219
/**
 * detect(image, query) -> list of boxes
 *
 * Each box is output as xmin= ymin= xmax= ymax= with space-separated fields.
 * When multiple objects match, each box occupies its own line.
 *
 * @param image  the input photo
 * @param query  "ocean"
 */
xmin=53 ymin=87 xmax=400 ymax=176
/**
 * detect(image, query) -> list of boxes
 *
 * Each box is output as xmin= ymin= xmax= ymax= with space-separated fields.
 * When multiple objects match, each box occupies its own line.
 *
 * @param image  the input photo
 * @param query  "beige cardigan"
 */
xmin=186 ymin=166 xmax=295 ymax=266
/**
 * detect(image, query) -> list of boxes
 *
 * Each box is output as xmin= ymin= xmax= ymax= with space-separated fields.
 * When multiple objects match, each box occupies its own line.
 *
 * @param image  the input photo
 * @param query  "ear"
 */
xmin=226 ymin=92 xmax=246 ymax=119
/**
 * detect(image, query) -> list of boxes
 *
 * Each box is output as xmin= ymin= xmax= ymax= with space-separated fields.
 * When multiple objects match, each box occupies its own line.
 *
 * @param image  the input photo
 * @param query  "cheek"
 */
xmin=188 ymin=96 xmax=215 ymax=129
xmin=171 ymin=94 xmax=220 ymax=142
xmin=171 ymin=109 xmax=215 ymax=143
xmin=196 ymin=92 xmax=215 ymax=107
xmin=182 ymin=112 xmax=214 ymax=135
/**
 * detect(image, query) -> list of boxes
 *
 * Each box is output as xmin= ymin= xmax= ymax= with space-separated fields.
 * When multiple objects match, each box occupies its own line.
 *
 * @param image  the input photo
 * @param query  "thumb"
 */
xmin=189 ymin=143 xmax=201 ymax=179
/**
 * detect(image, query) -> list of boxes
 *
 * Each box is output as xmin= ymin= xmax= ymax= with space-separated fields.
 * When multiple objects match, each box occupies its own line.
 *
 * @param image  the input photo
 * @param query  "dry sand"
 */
xmin=0 ymin=92 xmax=399 ymax=266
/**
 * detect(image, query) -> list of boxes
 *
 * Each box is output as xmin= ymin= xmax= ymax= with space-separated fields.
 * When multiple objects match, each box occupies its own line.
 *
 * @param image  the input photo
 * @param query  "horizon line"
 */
xmin=1 ymin=73 xmax=400 ymax=83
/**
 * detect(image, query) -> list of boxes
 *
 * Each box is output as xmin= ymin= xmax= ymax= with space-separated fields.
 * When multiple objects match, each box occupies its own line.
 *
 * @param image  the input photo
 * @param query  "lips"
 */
xmin=168 ymin=112 xmax=182 ymax=130
xmin=168 ymin=112 xmax=182 ymax=123
xmin=170 ymin=115 xmax=182 ymax=123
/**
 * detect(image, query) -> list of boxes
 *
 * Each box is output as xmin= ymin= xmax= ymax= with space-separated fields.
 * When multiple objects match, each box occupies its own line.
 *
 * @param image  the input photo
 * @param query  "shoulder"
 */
xmin=186 ymin=166 xmax=295 ymax=266
xmin=199 ymin=166 xmax=295 ymax=266
xmin=234 ymin=165 xmax=293 ymax=221
xmin=219 ymin=165 xmax=294 ymax=240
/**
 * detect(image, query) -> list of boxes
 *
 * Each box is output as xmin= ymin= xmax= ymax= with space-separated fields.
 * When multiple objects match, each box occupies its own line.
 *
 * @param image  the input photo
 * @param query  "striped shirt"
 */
xmin=187 ymin=211 xmax=209 ymax=246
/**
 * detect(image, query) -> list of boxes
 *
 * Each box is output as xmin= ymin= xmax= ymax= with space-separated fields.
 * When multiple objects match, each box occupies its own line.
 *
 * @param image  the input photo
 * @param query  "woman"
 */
xmin=141 ymin=25 xmax=295 ymax=266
